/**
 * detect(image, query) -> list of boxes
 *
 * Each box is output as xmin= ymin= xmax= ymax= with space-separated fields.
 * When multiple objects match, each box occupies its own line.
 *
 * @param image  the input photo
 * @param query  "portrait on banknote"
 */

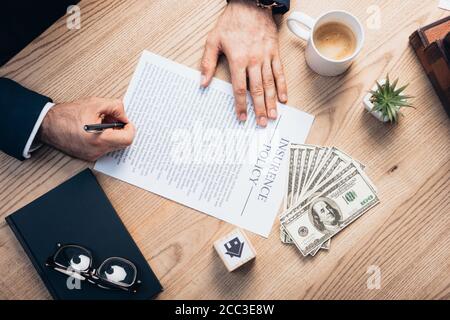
xmin=309 ymin=197 xmax=342 ymax=234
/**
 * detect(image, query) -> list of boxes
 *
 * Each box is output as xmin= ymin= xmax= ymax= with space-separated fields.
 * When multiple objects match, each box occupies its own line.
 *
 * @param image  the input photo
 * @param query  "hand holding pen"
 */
xmin=39 ymin=97 xmax=136 ymax=162
xmin=84 ymin=122 xmax=127 ymax=133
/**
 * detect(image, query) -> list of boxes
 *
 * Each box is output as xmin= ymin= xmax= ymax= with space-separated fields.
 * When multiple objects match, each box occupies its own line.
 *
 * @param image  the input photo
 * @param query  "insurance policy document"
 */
xmin=95 ymin=51 xmax=314 ymax=237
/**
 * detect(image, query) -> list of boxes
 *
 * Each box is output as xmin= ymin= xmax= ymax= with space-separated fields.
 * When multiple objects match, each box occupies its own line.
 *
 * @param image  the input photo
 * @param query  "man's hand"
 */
xmin=201 ymin=0 xmax=287 ymax=127
xmin=39 ymin=97 xmax=135 ymax=161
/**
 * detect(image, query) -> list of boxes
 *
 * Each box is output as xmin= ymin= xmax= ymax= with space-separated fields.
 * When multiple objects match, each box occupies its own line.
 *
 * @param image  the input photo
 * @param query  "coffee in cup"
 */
xmin=287 ymin=10 xmax=365 ymax=76
xmin=313 ymin=22 xmax=357 ymax=61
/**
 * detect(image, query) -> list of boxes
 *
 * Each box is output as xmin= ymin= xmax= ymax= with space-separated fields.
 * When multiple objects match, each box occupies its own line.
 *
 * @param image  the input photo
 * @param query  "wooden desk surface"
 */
xmin=0 ymin=0 xmax=449 ymax=300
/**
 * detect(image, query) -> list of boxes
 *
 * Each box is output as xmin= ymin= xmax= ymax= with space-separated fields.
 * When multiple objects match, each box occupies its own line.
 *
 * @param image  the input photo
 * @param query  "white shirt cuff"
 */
xmin=22 ymin=102 xmax=55 ymax=159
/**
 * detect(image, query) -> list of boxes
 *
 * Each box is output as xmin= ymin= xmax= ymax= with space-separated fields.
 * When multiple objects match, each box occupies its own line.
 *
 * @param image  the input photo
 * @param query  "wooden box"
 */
xmin=409 ymin=16 xmax=450 ymax=117
xmin=214 ymin=228 xmax=256 ymax=272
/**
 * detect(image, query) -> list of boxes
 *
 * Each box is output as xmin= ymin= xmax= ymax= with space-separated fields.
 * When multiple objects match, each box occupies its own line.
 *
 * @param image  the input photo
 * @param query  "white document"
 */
xmin=94 ymin=51 xmax=314 ymax=237
xmin=439 ymin=0 xmax=450 ymax=10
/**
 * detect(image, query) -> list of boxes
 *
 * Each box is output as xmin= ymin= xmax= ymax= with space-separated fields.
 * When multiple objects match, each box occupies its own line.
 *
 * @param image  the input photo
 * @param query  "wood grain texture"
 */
xmin=0 ymin=0 xmax=449 ymax=300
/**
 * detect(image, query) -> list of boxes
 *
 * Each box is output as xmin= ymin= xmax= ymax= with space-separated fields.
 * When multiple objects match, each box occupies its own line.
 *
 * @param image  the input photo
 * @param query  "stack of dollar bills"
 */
xmin=280 ymin=144 xmax=380 ymax=256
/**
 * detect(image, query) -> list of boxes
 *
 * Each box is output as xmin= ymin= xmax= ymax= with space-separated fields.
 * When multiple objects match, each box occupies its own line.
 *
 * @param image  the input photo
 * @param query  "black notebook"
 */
xmin=6 ymin=169 xmax=162 ymax=300
xmin=1 ymin=1 xmax=80 ymax=66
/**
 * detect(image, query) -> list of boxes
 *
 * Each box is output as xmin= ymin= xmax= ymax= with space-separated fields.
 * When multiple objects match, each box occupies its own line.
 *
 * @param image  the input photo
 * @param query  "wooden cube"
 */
xmin=214 ymin=228 xmax=256 ymax=272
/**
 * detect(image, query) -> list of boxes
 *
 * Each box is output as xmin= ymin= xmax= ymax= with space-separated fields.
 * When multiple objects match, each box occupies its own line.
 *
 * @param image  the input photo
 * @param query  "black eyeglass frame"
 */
xmin=45 ymin=243 xmax=141 ymax=293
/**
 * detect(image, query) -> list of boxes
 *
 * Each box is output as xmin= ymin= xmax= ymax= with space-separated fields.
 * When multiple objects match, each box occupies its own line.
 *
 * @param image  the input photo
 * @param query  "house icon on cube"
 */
xmin=224 ymin=237 xmax=244 ymax=258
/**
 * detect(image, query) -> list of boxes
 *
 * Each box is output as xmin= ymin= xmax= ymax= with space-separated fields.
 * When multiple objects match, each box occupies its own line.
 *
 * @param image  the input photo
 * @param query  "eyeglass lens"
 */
xmin=54 ymin=245 xmax=92 ymax=272
xmin=97 ymin=257 xmax=136 ymax=287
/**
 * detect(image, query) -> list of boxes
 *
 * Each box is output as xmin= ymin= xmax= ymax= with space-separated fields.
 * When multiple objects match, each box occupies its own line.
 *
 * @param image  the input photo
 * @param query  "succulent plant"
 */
xmin=369 ymin=75 xmax=414 ymax=123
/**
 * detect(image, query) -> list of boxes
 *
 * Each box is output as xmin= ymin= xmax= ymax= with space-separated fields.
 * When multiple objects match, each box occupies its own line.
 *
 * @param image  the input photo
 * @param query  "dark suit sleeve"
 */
xmin=225 ymin=0 xmax=290 ymax=14
xmin=273 ymin=0 xmax=290 ymax=14
xmin=0 ymin=78 xmax=52 ymax=160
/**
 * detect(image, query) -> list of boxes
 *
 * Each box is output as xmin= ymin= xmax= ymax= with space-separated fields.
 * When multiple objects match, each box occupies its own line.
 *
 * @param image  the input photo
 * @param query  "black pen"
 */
xmin=84 ymin=122 xmax=126 ymax=133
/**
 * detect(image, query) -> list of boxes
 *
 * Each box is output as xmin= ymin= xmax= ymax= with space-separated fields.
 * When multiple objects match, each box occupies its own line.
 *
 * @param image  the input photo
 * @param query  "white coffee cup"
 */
xmin=287 ymin=10 xmax=365 ymax=76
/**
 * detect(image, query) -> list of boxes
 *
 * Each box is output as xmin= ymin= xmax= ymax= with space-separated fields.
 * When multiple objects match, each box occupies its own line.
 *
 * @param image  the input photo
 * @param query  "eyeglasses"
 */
xmin=46 ymin=243 xmax=141 ymax=293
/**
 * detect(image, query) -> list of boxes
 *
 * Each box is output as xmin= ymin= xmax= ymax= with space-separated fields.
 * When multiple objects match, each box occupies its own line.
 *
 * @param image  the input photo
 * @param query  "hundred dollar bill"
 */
xmin=310 ymin=238 xmax=331 ymax=255
xmin=299 ymin=146 xmax=326 ymax=200
xmin=297 ymin=147 xmax=328 ymax=200
xmin=284 ymin=144 xmax=306 ymax=209
xmin=309 ymin=245 xmax=321 ymax=256
xmin=282 ymin=161 xmax=372 ymax=222
xmin=332 ymin=147 xmax=365 ymax=171
xmin=280 ymin=225 xmax=331 ymax=250
xmin=310 ymin=147 xmax=330 ymax=177
xmin=295 ymin=145 xmax=315 ymax=203
xmin=280 ymin=228 xmax=331 ymax=251
xmin=282 ymin=146 xmax=331 ymax=248
xmin=323 ymin=148 xmax=377 ymax=196
xmin=299 ymin=159 xmax=363 ymax=207
xmin=321 ymin=239 xmax=330 ymax=250
xmin=285 ymin=147 xmax=296 ymax=210
xmin=306 ymin=147 xmax=325 ymax=183
xmin=300 ymin=147 xmax=366 ymax=203
xmin=281 ymin=165 xmax=380 ymax=256
xmin=281 ymin=145 xmax=314 ymax=243
xmin=329 ymin=147 xmax=380 ymax=194
xmin=291 ymin=148 xmax=304 ymax=208
xmin=282 ymin=145 xmax=300 ymax=239
xmin=280 ymin=225 xmax=292 ymax=244
xmin=300 ymin=149 xmax=345 ymax=200
xmin=281 ymin=147 xmax=371 ymax=247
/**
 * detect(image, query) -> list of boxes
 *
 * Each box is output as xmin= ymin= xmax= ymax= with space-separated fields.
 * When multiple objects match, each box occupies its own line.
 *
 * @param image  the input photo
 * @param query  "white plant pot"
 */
xmin=363 ymin=79 xmax=389 ymax=123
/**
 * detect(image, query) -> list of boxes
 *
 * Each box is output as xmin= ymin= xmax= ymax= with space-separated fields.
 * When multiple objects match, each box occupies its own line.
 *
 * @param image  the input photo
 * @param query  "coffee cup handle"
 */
xmin=287 ymin=12 xmax=316 ymax=41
